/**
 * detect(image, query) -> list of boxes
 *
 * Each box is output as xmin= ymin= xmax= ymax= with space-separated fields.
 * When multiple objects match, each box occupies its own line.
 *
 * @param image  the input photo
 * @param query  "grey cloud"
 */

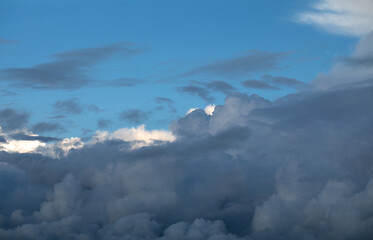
xmin=242 ymin=79 xmax=278 ymax=90
xmin=0 ymin=135 xmax=6 ymax=143
xmin=9 ymin=133 xmax=60 ymax=142
xmin=119 ymin=109 xmax=149 ymax=124
xmin=0 ymin=43 xmax=142 ymax=89
xmin=343 ymin=52 xmax=373 ymax=67
xmin=0 ymin=81 xmax=373 ymax=239
xmin=177 ymin=85 xmax=215 ymax=102
xmin=0 ymin=108 xmax=29 ymax=131
xmin=314 ymin=32 xmax=373 ymax=89
xmin=155 ymin=97 xmax=176 ymax=113
xmin=109 ymin=78 xmax=147 ymax=87
xmin=184 ymin=50 xmax=289 ymax=78
xmin=262 ymin=74 xmax=310 ymax=89
xmin=31 ymin=122 xmax=64 ymax=134
xmin=205 ymin=80 xmax=236 ymax=94
xmin=53 ymin=98 xmax=82 ymax=114
xmin=97 ymin=119 xmax=113 ymax=128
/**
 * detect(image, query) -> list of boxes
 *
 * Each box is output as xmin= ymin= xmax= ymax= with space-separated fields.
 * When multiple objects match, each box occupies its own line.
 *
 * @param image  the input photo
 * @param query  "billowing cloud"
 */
xmin=0 ymin=43 xmax=142 ymax=89
xmin=298 ymin=0 xmax=373 ymax=36
xmin=0 ymin=75 xmax=373 ymax=239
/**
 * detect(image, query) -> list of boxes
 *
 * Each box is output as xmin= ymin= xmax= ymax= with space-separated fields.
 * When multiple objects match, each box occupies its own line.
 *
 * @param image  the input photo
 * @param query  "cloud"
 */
xmin=205 ymin=80 xmax=236 ymax=95
xmin=262 ymin=74 xmax=310 ymax=89
xmin=1 ymin=78 xmax=373 ymax=239
xmin=108 ymin=78 xmax=147 ymax=87
xmin=0 ymin=43 xmax=142 ymax=89
xmin=0 ymin=109 xmax=29 ymax=131
xmin=298 ymin=0 xmax=373 ymax=36
xmin=31 ymin=122 xmax=64 ymax=134
xmin=155 ymin=97 xmax=176 ymax=113
xmin=8 ymin=133 xmax=60 ymax=143
xmin=119 ymin=109 xmax=149 ymax=124
xmin=242 ymin=79 xmax=278 ymax=90
xmin=97 ymin=119 xmax=113 ymax=129
xmin=177 ymin=85 xmax=215 ymax=102
xmin=53 ymin=98 xmax=83 ymax=115
xmin=184 ymin=50 xmax=289 ymax=78
xmin=314 ymin=32 xmax=373 ymax=89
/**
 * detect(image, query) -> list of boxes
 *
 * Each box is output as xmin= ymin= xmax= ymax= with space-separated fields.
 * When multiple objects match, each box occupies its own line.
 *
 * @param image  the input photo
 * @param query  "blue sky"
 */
xmin=0 ymin=0 xmax=357 ymax=138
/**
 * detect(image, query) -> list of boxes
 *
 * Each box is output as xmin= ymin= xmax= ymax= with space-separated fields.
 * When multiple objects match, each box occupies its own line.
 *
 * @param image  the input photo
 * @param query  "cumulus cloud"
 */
xmin=0 ymin=79 xmax=373 ymax=239
xmin=298 ymin=0 xmax=373 ymax=36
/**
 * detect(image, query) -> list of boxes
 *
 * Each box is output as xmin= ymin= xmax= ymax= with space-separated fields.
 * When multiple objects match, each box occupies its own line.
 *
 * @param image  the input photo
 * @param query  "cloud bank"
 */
xmin=1 ymin=75 xmax=373 ymax=239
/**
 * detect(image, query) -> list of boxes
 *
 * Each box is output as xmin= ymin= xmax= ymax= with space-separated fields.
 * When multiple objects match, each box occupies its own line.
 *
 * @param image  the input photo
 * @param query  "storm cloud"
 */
xmin=0 ymin=78 xmax=373 ymax=239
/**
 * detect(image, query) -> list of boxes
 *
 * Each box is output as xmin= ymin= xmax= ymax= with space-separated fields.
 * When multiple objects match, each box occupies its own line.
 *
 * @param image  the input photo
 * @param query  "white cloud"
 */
xmin=91 ymin=124 xmax=175 ymax=149
xmin=298 ymin=0 xmax=373 ymax=36
xmin=186 ymin=104 xmax=216 ymax=116
xmin=204 ymin=104 xmax=216 ymax=116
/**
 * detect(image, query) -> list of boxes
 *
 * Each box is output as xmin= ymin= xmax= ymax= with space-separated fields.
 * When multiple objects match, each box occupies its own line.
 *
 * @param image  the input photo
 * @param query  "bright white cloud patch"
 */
xmin=186 ymin=104 xmax=216 ymax=116
xmin=204 ymin=104 xmax=216 ymax=116
xmin=91 ymin=124 xmax=175 ymax=149
xmin=298 ymin=0 xmax=373 ymax=36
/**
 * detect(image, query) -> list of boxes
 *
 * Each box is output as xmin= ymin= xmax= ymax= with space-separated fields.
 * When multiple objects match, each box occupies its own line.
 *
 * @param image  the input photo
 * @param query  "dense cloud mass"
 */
xmin=0 ymin=77 xmax=373 ymax=239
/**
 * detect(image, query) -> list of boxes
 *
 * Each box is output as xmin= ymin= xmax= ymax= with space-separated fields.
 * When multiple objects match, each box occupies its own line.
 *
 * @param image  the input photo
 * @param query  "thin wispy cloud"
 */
xmin=0 ymin=43 xmax=143 ymax=89
xmin=242 ymin=79 xmax=279 ymax=90
xmin=184 ymin=50 xmax=289 ymax=78
xmin=119 ymin=109 xmax=149 ymax=124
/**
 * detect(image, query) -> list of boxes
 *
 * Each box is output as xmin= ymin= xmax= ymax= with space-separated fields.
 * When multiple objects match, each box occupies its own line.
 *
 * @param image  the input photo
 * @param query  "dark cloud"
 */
xmin=53 ymin=98 xmax=83 ymax=114
xmin=0 ymin=81 xmax=373 ymax=239
xmin=242 ymin=79 xmax=278 ymax=89
xmin=177 ymin=85 xmax=215 ymax=102
xmin=9 ymin=133 xmax=60 ymax=142
xmin=31 ymin=122 xmax=64 ymax=134
xmin=184 ymin=50 xmax=289 ymax=78
xmin=0 ymin=108 xmax=29 ymax=131
xmin=262 ymin=74 xmax=310 ymax=89
xmin=108 ymin=78 xmax=147 ymax=87
xmin=0 ymin=135 xmax=6 ymax=143
xmin=154 ymin=97 xmax=176 ymax=113
xmin=0 ymin=43 xmax=142 ymax=89
xmin=205 ymin=80 xmax=236 ymax=94
xmin=343 ymin=52 xmax=373 ymax=67
xmin=119 ymin=109 xmax=149 ymax=124
xmin=97 ymin=119 xmax=113 ymax=128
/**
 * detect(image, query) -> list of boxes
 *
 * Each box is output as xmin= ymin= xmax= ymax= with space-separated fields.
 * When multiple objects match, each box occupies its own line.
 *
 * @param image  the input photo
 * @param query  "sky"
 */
xmin=0 ymin=0 xmax=356 ymax=138
xmin=1 ymin=0 xmax=373 ymax=239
